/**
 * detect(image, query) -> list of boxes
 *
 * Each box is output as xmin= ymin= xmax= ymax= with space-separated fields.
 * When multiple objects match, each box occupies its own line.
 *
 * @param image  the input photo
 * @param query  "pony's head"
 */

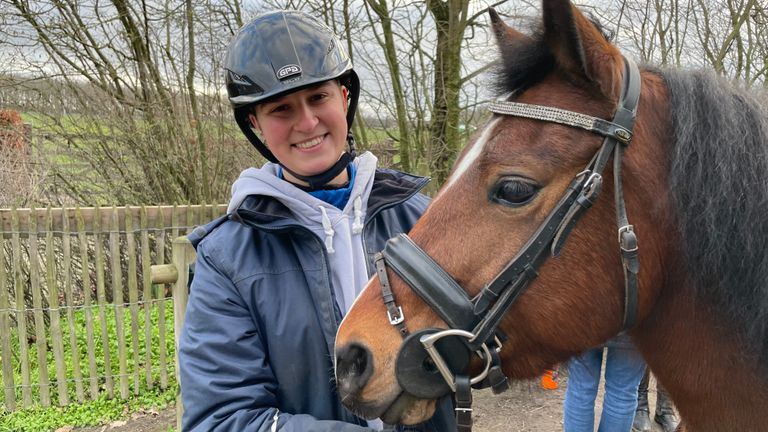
xmin=335 ymin=0 xmax=674 ymax=424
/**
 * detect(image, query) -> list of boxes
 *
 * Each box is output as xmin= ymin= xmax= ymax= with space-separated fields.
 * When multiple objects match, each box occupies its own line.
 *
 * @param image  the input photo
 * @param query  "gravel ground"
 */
xmin=69 ymin=372 xmax=673 ymax=431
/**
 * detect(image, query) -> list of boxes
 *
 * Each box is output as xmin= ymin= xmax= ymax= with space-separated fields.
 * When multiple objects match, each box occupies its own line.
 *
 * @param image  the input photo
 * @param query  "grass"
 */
xmin=0 ymin=299 xmax=178 ymax=431
xmin=0 ymin=385 xmax=177 ymax=432
xmin=20 ymin=112 xmax=107 ymax=137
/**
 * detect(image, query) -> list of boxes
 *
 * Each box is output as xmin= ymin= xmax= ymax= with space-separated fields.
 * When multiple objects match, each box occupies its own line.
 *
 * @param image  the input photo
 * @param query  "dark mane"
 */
xmin=492 ymin=13 xmax=613 ymax=97
xmin=662 ymin=67 xmax=768 ymax=366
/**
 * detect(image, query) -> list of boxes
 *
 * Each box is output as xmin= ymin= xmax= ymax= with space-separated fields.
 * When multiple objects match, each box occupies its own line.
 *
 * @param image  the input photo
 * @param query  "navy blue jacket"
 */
xmin=179 ymin=169 xmax=456 ymax=431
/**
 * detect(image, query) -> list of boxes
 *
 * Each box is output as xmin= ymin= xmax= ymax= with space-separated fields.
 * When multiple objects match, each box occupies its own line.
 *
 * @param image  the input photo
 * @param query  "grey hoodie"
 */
xmin=227 ymin=151 xmax=378 ymax=316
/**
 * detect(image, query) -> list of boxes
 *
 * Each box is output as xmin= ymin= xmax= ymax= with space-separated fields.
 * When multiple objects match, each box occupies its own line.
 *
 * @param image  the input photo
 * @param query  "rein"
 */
xmin=375 ymin=57 xmax=641 ymax=431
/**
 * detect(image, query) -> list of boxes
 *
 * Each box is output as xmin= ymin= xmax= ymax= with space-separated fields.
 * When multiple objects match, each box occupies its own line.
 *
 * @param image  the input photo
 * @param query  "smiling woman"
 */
xmin=334 ymin=0 xmax=768 ymax=431
xmin=176 ymin=9 xmax=455 ymax=432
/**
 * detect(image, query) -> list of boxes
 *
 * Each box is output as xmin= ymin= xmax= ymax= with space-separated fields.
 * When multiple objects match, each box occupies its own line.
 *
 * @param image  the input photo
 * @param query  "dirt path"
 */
xmin=473 ymin=380 xmax=566 ymax=431
xmin=70 ymin=375 xmax=670 ymax=431
xmin=472 ymin=374 xmax=668 ymax=432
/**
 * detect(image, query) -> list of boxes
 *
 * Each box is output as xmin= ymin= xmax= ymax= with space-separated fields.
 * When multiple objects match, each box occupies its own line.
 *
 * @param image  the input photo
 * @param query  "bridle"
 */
xmin=374 ymin=57 xmax=641 ymax=431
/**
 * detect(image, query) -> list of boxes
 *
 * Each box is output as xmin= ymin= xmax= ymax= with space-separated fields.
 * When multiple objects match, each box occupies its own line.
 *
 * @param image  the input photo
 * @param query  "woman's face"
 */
xmin=250 ymin=81 xmax=349 ymax=182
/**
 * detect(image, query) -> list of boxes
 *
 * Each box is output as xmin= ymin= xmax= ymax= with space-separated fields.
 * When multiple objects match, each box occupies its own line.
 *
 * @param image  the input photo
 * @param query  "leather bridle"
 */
xmin=374 ymin=57 xmax=641 ymax=431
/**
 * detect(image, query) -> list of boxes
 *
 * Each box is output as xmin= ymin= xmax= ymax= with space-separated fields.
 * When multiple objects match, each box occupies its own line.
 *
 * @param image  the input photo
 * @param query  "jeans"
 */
xmin=563 ymin=335 xmax=646 ymax=432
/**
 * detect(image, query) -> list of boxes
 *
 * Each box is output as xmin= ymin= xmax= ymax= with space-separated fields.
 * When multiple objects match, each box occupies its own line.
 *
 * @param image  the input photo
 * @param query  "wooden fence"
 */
xmin=0 ymin=204 xmax=226 ymax=412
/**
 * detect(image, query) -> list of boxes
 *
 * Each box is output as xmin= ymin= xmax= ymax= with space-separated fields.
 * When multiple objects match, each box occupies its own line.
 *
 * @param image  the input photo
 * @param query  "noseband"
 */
xmin=375 ymin=57 xmax=641 ymax=431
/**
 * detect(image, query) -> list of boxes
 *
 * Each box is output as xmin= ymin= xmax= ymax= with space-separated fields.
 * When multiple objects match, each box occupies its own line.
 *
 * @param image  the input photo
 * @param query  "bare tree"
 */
xmin=4 ymin=0 xmax=766 ymax=207
xmin=0 ymin=0 xmax=256 ymax=205
xmin=426 ymin=0 xmax=505 ymax=184
xmin=349 ymin=0 xmax=506 ymax=185
xmin=594 ymin=0 xmax=766 ymax=84
xmin=361 ymin=0 xmax=418 ymax=172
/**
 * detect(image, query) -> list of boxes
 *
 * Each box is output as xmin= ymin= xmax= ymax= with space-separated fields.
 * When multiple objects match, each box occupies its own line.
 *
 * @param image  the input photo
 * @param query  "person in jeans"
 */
xmin=563 ymin=334 xmax=646 ymax=431
xmin=178 ymin=10 xmax=455 ymax=431
xmin=632 ymin=368 xmax=680 ymax=432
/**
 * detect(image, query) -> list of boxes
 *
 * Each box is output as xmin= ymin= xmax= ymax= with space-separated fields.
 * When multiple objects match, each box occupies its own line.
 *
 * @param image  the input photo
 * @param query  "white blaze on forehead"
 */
xmin=439 ymin=117 xmax=500 ymax=196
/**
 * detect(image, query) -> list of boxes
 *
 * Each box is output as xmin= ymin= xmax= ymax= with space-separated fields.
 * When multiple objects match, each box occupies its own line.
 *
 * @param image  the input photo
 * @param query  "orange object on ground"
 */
xmin=541 ymin=369 xmax=558 ymax=390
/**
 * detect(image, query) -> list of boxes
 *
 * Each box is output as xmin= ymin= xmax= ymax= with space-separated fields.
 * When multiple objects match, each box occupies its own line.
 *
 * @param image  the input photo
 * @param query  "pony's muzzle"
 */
xmin=335 ymin=342 xmax=374 ymax=399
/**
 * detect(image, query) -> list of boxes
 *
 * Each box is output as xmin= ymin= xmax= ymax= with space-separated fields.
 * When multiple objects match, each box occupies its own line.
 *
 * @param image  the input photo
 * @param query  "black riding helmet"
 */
xmin=224 ymin=10 xmax=360 ymax=189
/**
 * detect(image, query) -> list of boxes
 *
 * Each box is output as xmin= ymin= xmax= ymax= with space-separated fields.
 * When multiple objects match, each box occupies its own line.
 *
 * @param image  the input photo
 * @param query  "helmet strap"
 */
xmin=282 ymin=151 xmax=353 ymax=190
xmin=235 ymin=110 xmax=279 ymax=163
xmin=346 ymin=131 xmax=357 ymax=159
xmin=280 ymin=133 xmax=358 ymax=189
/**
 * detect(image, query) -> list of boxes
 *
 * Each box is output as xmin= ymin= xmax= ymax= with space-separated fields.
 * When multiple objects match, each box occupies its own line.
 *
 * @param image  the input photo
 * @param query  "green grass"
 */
xmin=0 ymin=299 xmax=178 ymax=431
xmin=361 ymin=127 xmax=397 ymax=146
xmin=0 ymin=384 xmax=177 ymax=432
xmin=20 ymin=112 xmax=107 ymax=136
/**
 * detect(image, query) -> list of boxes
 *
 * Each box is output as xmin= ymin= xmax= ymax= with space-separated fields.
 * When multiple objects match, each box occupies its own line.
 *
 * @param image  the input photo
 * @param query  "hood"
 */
xmin=227 ymin=151 xmax=379 ymax=228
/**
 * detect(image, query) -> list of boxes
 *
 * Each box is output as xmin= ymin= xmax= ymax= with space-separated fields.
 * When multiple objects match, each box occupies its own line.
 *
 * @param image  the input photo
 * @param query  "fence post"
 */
xmin=172 ymin=236 xmax=195 ymax=431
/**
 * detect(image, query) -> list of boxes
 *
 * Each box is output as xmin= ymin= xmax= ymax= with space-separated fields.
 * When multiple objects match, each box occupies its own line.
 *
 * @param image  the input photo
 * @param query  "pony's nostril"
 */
xmin=336 ymin=343 xmax=374 ymax=395
xmin=337 ymin=343 xmax=369 ymax=378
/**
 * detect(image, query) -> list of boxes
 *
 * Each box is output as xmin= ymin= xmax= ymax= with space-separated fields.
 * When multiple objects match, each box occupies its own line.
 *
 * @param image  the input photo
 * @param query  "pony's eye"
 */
xmin=490 ymin=178 xmax=540 ymax=207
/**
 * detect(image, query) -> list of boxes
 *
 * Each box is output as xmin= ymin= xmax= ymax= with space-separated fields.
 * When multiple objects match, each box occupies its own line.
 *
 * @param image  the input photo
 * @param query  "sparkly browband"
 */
xmin=488 ymin=100 xmax=633 ymax=145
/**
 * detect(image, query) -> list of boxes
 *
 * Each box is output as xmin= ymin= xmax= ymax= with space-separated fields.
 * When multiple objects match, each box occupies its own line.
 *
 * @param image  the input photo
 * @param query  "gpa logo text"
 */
xmin=277 ymin=64 xmax=301 ymax=80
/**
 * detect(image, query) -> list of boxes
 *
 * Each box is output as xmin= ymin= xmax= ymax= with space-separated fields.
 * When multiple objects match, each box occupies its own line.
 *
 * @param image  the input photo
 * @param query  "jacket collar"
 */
xmin=366 ymin=169 xmax=429 ymax=217
xmin=233 ymin=169 xmax=430 ymax=229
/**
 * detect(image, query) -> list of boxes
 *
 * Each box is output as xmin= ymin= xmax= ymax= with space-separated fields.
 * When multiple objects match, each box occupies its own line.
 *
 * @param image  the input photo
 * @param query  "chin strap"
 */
xmin=281 ymin=133 xmax=358 ymax=190
xmin=282 ymin=151 xmax=353 ymax=190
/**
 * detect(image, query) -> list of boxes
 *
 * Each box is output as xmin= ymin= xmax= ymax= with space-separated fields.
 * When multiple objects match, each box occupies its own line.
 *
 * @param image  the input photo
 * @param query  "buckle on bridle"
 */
xmin=491 ymin=335 xmax=503 ymax=353
xmin=387 ymin=306 xmax=405 ymax=325
xmin=614 ymin=127 xmax=633 ymax=145
xmin=583 ymin=172 xmax=603 ymax=197
xmin=618 ymin=225 xmax=638 ymax=252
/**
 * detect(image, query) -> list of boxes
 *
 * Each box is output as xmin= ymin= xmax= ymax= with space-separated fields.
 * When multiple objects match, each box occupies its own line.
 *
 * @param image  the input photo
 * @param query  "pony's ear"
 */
xmin=489 ymin=8 xmax=530 ymax=47
xmin=542 ymin=0 xmax=624 ymax=101
xmin=489 ymin=8 xmax=534 ymax=60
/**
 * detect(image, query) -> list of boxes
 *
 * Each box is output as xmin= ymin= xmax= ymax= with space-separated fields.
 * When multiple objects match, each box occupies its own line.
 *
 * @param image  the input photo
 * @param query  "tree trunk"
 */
xmin=366 ymin=0 xmax=412 ymax=172
xmin=185 ymin=0 xmax=210 ymax=202
xmin=427 ymin=0 xmax=468 ymax=185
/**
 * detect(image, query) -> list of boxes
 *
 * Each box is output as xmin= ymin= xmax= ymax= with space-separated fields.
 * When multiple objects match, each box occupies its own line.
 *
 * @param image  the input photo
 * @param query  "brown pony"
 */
xmin=334 ymin=0 xmax=768 ymax=431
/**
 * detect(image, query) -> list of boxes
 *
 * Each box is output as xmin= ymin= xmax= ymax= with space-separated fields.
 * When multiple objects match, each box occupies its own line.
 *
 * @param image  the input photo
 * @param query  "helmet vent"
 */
xmin=226 ymin=70 xmax=263 ymax=99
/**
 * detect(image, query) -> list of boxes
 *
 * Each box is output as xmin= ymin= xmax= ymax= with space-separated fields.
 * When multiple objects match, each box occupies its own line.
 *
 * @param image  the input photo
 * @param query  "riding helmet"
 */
xmin=224 ymin=10 xmax=360 ymax=187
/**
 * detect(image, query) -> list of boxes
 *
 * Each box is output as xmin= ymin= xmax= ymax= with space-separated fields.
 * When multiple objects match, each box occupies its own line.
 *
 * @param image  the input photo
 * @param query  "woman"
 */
xmin=178 ymin=10 xmax=455 ymax=432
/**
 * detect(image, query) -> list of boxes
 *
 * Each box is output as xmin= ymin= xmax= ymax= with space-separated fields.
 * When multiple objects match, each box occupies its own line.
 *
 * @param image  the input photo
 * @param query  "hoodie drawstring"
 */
xmin=352 ymin=195 xmax=364 ymax=234
xmin=319 ymin=205 xmax=336 ymax=254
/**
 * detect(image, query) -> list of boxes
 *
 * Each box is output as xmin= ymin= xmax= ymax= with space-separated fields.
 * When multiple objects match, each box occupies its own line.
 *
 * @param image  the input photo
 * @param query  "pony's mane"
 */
xmin=661 ymin=67 xmax=768 ymax=367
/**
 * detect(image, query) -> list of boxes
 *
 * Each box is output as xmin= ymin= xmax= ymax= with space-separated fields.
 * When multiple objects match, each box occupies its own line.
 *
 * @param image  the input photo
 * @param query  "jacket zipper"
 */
xmin=233 ymin=211 xmax=371 ymax=427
